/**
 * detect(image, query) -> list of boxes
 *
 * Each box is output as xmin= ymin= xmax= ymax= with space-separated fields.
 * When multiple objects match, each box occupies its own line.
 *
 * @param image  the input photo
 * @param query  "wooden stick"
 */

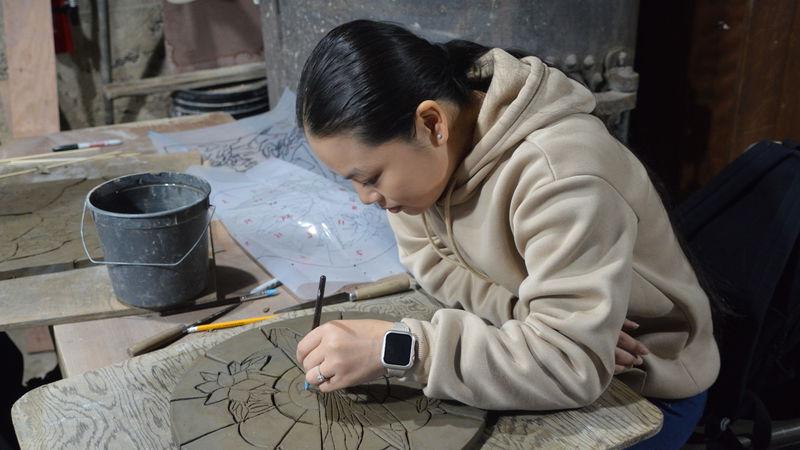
xmin=7 ymin=158 xmax=91 ymax=165
xmin=0 ymin=147 xmax=102 ymax=164
xmin=103 ymin=62 xmax=266 ymax=99
xmin=0 ymin=151 xmax=123 ymax=180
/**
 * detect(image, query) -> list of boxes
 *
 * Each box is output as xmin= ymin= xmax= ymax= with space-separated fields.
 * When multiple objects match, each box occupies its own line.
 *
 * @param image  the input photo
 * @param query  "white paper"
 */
xmin=187 ymin=159 xmax=405 ymax=298
xmin=149 ymin=89 xmax=350 ymax=189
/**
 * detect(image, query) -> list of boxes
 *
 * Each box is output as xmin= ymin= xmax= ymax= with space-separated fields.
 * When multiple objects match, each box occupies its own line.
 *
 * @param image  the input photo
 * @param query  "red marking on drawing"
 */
xmin=337 ymin=219 xmax=345 ymax=225
xmin=356 ymin=249 xmax=364 ymax=256
xmin=351 ymin=204 xmax=357 ymax=210
xmin=244 ymin=218 xmax=253 ymax=224
xmin=273 ymin=232 xmax=283 ymax=239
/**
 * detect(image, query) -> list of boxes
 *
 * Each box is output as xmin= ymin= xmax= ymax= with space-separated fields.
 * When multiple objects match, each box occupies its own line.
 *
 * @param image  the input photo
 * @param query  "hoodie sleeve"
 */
xmin=390 ymin=174 xmax=638 ymax=410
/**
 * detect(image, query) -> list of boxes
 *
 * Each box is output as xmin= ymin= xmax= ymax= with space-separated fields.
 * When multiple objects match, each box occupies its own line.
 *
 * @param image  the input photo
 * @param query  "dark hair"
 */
xmin=296 ymin=20 xmax=498 ymax=145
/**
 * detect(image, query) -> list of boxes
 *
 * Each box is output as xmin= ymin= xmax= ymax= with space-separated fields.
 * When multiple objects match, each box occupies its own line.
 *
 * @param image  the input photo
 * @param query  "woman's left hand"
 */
xmin=296 ymin=319 xmax=394 ymax=392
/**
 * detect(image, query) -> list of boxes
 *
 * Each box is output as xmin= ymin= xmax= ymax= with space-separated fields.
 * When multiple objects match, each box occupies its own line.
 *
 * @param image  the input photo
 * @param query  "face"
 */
xmin=307 ymin=133 xmax=451 ymax=216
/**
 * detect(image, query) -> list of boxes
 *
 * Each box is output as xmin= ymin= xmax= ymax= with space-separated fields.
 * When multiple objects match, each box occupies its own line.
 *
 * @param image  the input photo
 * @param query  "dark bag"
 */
xmin=674 ymin=140 xmax=800 ymax=449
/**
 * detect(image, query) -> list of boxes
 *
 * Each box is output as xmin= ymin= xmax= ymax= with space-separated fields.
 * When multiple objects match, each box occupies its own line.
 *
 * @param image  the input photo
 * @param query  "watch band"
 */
xmin=391 ymin=321 xmax=410 ymax=333
xmin=385 ymin=322 xmax=414 ymax=378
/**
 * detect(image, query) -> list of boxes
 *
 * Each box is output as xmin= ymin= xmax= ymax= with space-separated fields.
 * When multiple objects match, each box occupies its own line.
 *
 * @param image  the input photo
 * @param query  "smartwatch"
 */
xmin=381 ymin=322 xmax=416 ymax=377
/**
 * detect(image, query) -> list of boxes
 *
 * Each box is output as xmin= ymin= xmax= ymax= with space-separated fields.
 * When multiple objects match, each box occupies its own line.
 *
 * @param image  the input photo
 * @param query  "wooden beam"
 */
xmin=1 ymin=0 xmax=59 ymax=138
xmin=103 ymin=62 xmax=266 ymax=99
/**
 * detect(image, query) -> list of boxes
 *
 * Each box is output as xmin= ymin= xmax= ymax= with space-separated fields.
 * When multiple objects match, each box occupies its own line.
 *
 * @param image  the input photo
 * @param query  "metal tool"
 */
xmin=275 ymin=274 xmax=412 ymax=313
xmin=304 ymin=275 xmax=327 ymax=390
xmin=127 ymin=304 xmax=239 ymax=356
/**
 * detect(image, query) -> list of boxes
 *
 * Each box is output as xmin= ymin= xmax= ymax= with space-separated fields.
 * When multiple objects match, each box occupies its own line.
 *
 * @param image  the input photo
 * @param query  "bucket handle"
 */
xmin=80 ymin=198 xmax=216 ymax=267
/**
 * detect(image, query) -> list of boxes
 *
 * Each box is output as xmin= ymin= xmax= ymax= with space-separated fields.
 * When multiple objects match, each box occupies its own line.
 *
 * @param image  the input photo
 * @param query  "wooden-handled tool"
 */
xmin=127 ymin=304 xmax=238 ymax=356
xmin=275 ymin=273 xmax=413 ymax=313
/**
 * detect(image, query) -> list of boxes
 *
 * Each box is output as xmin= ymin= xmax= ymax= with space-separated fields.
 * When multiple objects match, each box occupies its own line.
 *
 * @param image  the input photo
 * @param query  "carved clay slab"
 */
xmin=170 ymin=312 xmax=486 ymax=449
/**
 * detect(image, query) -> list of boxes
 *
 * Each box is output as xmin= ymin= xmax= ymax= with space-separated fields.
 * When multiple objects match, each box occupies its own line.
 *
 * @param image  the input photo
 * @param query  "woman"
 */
xmin=295 ymin=20 xmax=719 ymax=448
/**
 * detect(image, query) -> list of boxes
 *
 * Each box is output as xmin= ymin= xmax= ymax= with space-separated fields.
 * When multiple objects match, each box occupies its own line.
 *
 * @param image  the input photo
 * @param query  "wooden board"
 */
xmin=0 ymin=112 xmax=233 ymax=160
xmin=13 ymin=293 xmax=663 ymax=449
xmin=103 ymin=63 xmax=267 ymax=99
xmin=0 ymin=220 xmax=277 ymax=332
xmin=169 ymin=311 xmax=486 ymax=449
xmin=1 ymin=0 xmax=58 ymax=138
xmin=0 ymin=152 xmax=203 ymax=278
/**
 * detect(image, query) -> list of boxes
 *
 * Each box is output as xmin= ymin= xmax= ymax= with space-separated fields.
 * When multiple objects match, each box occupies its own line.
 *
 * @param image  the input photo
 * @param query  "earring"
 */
xmin=436 ymin=133 xmax=443 ymax=140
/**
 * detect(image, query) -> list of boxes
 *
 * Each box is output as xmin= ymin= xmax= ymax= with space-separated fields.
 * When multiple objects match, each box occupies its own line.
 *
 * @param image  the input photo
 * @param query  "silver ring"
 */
xmin=316 ymin=366 xmax=329 ymax=383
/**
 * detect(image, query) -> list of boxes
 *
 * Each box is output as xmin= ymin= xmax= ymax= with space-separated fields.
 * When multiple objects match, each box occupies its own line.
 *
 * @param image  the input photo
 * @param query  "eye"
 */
xmin=362 ymin=174 xmax=380 ymax=187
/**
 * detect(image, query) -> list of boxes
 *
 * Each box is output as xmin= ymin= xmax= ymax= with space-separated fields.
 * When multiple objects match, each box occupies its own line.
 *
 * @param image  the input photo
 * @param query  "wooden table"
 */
xmin=51 ymin=220 xmax=302 ymax=377
xmin=4 ymin=114 xmax=663 ymax=448
xmin=0 ymin=112 xmax=307 ymax=376
xmin=13 ymin=291 xmax=663 ymax=449
xmin=0 ymin=112 xmax=233 ymax=160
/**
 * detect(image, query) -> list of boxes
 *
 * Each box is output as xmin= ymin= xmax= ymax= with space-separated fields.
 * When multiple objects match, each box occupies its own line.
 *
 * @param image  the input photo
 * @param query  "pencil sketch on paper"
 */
xmin=187 ymin=157 xmax=405 ymax=298
xmin=149 ymin=89 xmax=350 ymax=189
xmin=170 ymin=316 xmax=486 ymax=449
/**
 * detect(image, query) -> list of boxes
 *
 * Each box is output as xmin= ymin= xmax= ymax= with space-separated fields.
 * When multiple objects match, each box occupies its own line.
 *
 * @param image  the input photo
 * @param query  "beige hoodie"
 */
xmin=389 ymin=49 xmax=720 ymax=410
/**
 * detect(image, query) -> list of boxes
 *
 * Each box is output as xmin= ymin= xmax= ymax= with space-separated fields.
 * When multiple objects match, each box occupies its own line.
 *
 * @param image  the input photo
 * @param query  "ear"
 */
xmin=415 ymin=100 xmax=449 ymax=147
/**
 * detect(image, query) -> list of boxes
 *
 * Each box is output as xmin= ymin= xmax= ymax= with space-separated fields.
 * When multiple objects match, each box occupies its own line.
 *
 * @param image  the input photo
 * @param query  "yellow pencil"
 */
xmin=186 ymin=315 xmax=276 ymax=333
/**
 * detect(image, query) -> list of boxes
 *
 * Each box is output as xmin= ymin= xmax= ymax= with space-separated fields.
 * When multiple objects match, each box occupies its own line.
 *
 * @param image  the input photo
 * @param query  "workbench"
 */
xmin=13 ymin=291 xmax=662 ymax=449
xmin=2 ymin=115 xmax=663 ymax=448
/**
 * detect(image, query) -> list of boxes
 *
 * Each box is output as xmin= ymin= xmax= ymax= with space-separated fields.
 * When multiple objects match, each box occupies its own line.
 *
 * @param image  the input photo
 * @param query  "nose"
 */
xmin=354 ymin=182 xmax=383 ymax=206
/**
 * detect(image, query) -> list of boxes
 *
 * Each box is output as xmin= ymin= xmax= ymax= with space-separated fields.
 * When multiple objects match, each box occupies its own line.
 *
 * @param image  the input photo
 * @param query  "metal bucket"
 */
xmin=81 ymin=172 xmax=213 ymax=310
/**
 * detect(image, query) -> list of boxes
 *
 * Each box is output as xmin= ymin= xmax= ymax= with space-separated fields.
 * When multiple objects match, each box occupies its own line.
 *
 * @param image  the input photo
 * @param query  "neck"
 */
xmin=448 ymin=91 xmax=484 ymax=165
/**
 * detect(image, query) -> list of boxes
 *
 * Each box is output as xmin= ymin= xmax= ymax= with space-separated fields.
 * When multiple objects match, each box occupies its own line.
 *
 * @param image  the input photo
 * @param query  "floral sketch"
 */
xmin=170 ymin=315 xmax=485 ymax=449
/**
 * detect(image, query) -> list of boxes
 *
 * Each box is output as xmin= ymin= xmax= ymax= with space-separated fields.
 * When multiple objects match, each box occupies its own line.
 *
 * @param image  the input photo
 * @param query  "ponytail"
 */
xmin=296 ymin=20 xmax=497 ymax=145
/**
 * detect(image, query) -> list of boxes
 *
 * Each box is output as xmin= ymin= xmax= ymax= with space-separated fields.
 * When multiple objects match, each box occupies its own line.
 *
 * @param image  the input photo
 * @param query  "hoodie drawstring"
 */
xmin=422 ymin=180 xmax=491 ymax=281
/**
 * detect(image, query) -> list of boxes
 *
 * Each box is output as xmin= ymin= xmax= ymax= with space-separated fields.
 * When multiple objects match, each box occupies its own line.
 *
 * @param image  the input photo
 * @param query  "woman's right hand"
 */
xmin=615 ymin=319 xmax=649 ymax=374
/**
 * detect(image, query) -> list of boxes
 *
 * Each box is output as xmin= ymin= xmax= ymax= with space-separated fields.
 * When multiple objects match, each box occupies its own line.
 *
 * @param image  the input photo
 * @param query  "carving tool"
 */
xmin=186 ymin=314 xmax=277 ymax=333
xmin=275 ymin=274 xmax=412 ymax=314
xmin=52 ymin=138 xmax=123 ymax=152
xmin=305 ymin=275 xmax=327 ymax=390
xmin=127 ymin=304 xmax=238 ymax=356
xmin=158 ymin=288 xmax=280 ymax=316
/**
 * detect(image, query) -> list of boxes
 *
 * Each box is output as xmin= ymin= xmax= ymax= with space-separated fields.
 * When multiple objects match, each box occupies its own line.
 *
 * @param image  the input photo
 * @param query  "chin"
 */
xmin=399 ymin=207 xmax=424 ymax=216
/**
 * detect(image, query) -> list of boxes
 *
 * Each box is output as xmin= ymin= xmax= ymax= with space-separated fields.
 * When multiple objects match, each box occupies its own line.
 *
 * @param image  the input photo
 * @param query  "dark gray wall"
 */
xmin=260 ymin=0 xmax=639 ymax=107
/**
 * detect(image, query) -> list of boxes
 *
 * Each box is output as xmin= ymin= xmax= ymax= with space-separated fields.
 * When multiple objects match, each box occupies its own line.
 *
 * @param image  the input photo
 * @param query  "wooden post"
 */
xmin=1 ymin=0 xmax=59 ymax=138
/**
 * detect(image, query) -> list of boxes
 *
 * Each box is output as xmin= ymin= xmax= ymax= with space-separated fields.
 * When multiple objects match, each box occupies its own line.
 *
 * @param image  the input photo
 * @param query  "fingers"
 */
xmin=302 ymin=346 xmax=325 ymax=372
xmin=622 ymin=319 xmax=640 ymax=331
xmin=304 ymin=361 xmax=336 ymax=389
xmin=618 ymin=331 xmax=649 ymax=356
xmin=615 ymin=347 xmax=640 ymax=368
xmin=296 ymin=326 xmax=325 ymax=364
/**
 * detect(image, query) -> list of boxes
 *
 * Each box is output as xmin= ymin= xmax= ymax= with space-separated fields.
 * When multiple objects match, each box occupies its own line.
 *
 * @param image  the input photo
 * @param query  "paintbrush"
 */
xmin=127 ymin=304 xmax=239 ymax=356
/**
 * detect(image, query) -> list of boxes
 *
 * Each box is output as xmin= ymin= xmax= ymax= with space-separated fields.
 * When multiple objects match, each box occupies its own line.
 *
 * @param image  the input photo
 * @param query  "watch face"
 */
xmin=383 ymin=332 xmax=413 ymax=366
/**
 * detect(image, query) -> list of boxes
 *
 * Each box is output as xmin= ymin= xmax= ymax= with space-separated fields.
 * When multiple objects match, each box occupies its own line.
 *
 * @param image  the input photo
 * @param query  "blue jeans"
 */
xmin=628 ymin=390 xmax=707 ymax=450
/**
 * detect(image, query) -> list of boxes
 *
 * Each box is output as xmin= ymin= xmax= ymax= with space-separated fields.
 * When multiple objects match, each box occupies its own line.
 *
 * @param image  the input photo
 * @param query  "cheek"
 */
xmin=394 ymin=157 xmax=448 ymax=206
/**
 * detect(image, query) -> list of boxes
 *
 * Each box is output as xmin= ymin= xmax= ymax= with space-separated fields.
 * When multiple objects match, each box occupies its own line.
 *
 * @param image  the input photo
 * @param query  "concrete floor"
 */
xmin=5 ymin=329 xmax=58 ymax=386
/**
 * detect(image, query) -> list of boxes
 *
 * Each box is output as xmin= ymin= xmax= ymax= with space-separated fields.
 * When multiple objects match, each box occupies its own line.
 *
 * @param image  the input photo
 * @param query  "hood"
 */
xmin=447 ymin=48 xmax=597 ymax=205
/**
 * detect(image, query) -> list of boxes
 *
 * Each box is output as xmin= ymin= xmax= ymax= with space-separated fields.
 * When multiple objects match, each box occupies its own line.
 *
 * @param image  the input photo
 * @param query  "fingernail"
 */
xmin=636 ymin=356 xmax=644 ymax=365
xmin=630 ymin=321 xmax=640 ymax=329
xmin=641 ymin=347 xmax=650 ymax=355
